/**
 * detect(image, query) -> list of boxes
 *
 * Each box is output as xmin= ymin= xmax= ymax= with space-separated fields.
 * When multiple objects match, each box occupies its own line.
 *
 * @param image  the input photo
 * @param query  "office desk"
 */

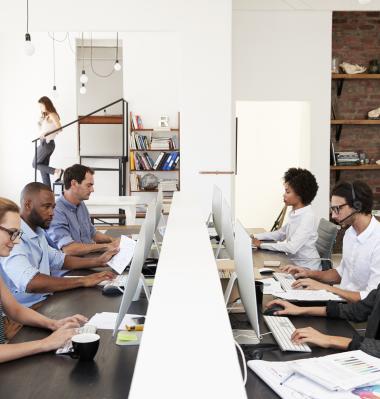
xmin=0 ymin=285 xmax=148 ymax=399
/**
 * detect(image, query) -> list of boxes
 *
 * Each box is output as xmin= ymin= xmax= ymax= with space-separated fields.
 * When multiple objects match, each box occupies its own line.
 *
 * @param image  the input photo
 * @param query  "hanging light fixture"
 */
xmin=51 ymin=33 xmax=59 ymax=98
xmin=114 ymin=32 xmax=121 ymax=71
xmin=24 ymin=0 xmax=35 ymax=55
xmin=80 ymin=83 xmax=87 ymax=95
xmin=79 ymin=33 xmax=88 ymax=84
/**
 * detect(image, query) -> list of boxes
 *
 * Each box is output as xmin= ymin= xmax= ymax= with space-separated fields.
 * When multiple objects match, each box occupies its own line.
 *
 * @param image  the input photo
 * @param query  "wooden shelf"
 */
xmin=131 ymin=128 xmax=179 ymax=132
xmin=78 ymin=115 xmax=123 ymax=124
xmin=131 ymin=170 xmax=179 ymax=172
xmin=331 ymin=164 xmax=380 ymax=171
xmin=332 ymin=73 xmax=380 ymax=79
xmin=331 ymin=120 xmax=380 ymax=125
xmin=131 ymin=189 xmax=159 ymax=192
xmin=130 ymin=149 xmax=180 ymax=152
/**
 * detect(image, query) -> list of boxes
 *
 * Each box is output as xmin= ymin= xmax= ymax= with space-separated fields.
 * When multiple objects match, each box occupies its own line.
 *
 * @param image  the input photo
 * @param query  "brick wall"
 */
xmin=331 ymin=12 xmax=380 ymax=209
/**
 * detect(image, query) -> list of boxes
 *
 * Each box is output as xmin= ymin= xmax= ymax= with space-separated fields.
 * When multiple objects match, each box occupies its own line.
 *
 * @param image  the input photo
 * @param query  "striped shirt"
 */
xmin=0 ymin=303 xmax=5 ymax=344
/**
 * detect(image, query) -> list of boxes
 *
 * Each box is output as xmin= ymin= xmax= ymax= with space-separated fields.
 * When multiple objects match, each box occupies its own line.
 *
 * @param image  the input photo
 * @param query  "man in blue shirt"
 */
xmin=0 ymin=182 xmax=115 ymax=307
xmin=47 ymin=164 xmax=120 ymax=256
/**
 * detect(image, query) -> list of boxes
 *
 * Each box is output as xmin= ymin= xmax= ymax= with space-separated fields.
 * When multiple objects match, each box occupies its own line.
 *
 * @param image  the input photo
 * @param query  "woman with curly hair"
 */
xmin=252 ymin=167 xmax=320 ymax=270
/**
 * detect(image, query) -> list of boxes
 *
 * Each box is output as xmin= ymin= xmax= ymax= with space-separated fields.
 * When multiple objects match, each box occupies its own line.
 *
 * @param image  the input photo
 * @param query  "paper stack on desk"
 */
xmin=87 ymin=312 xmax=144 ymax=330
xmin=249 ymin=350 xmax=380 ymax=399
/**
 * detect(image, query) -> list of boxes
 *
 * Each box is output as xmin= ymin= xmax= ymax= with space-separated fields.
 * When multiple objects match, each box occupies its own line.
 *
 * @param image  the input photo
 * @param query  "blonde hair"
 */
xmin=0 ymin=198 xmax=19 ymax=224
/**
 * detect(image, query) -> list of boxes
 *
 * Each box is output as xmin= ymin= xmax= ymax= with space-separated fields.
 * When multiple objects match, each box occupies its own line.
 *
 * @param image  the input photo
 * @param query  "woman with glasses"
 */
xmin=0 ymin=197 xmax=86 ymax=362
xmin=252 ymin=168 xmax=320 ymax=269
xmin=32 ymin=96 xmax=64 ymax=188
xmin=282 ymin=180 xmax=380 ymax=303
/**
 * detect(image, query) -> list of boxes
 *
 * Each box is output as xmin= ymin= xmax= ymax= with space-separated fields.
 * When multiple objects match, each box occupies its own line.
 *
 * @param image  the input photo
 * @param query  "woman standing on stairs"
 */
xmin=32 ymin=96 xmax=64 ymax=188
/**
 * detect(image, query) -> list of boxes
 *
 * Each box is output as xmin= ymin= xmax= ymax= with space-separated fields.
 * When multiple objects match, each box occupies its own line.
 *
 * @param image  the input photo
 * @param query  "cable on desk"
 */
xmin=234 ymin=339 xmax=247 ymax=385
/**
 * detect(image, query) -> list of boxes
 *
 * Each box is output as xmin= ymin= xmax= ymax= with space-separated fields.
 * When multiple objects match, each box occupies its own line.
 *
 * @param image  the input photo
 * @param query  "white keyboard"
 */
xmin=99 ymin=274 xmax=128 ymax=287
xmin=264 ymin=316 xmax=311 ymax=352
xmin=273 ymin=273 xmax=297 ymax=291
xmin=56 ymin=325 xmax=97 ymax=355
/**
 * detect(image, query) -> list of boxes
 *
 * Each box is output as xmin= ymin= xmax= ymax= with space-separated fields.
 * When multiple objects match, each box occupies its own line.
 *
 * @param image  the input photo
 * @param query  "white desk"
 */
xmin=129 ymin=192 xmax=247 ymax=398
xmin=84 ymin=195 xmax=140 ymax=224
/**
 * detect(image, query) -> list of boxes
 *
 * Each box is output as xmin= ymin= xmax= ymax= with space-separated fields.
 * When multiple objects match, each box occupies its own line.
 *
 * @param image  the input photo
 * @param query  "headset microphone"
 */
xmin=337 ymin=210 xmax=359 ymax=227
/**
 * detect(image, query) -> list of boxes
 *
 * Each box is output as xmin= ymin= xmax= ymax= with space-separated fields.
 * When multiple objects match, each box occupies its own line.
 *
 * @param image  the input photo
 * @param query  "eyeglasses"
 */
xmin=330 ymin=203 xmax=348 ymax=214
xmin=0 ymin=226 xmax=23 ymax=241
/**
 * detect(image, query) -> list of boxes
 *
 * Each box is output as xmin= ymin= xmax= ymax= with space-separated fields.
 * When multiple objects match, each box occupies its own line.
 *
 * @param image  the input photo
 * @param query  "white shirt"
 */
xmin=336 ymin=216 xmax=380 ymax=299
xmin=255 ymin=205 xmax=320 ymax=269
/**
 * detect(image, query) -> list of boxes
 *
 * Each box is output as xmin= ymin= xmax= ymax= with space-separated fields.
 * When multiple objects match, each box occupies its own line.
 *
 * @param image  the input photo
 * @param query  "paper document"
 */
xmin=274 ymin=290 xmax=344 ymax=302
xmin=262 ymin=278 xmax=284 ymax=295
xmin=248 ymin=359 xmax=364 ymax=399
xmin=292 ymin=350 xmax=380 ymax=391
xmin=107 ymin=235 xmax=136 ymax=274
xmin=87 ymin=312 xmax=144 ymax=330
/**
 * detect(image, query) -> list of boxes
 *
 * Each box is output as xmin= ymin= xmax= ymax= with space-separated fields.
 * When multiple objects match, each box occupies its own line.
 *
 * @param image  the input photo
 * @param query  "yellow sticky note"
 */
xmin=117 ymin=331 xmax=138 ymax=342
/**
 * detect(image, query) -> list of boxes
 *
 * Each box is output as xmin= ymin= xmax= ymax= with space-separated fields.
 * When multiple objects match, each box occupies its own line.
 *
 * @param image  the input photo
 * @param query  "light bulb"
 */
xmin=24 ymin=33 xmax=35 ymax=56
xmin=80 ymin=83 xmax=87 ymax=95
xmin=358 ymin=0 xmax=372 ymax=4
xmin=51 ymin=85 xmax=59 ymax=99
xmin=80 ymin=70 xmax=88 ymax=84
xmin=114 ymin=60 xmax=121 ymax=71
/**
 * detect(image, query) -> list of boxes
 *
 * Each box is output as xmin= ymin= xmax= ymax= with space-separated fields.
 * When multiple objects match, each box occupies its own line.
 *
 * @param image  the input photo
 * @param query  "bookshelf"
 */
xmin=128 ymin=112 xmax=180 ymax=213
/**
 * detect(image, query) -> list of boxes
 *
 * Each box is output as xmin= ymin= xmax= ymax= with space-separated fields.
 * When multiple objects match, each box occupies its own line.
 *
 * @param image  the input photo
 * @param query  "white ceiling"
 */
xmin=233 ymin=0 xmax=380 ymax=11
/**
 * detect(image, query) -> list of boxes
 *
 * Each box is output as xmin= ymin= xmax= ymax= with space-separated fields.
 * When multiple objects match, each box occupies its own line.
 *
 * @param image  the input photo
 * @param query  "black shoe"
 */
xmin=55 ymin=169 xmax=64 ymax=183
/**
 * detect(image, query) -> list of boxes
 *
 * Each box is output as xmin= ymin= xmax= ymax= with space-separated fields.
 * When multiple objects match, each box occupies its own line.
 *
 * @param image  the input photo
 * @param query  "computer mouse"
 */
xmin=263 ymin=304 xmax=284 ymax=316
xmin=102 ymin=284 xmax=123 ymax=297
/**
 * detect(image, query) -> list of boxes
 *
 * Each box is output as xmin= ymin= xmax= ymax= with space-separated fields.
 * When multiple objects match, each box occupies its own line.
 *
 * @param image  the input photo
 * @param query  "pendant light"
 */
xmin=114 ymin=32 xmax=121 ymax=71
xmin=80 ymin=33 xmax=88 ymax=84
xmin=51 ymin=33 xmax=59 ymax=98
xmin=24 ymin=0 xmax=35 ymax=56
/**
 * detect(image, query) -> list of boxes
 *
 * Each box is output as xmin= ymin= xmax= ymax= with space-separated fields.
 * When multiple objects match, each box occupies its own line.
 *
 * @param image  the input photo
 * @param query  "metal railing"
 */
xmin=32 ymin=98 xmax=127 ymax=182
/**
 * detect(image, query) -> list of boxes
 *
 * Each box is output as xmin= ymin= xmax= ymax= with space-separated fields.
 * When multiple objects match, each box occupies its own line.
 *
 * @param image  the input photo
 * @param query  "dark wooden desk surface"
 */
xmin=0 ymin=284 xmax=148 ymax=399
xmin=0 ymin=238 xmax=357 ymax=399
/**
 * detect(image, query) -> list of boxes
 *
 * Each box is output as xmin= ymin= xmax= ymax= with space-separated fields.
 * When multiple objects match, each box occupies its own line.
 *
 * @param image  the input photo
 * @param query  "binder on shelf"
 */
xmin=153 ymin=152 xmax=165 ymax=170
xmin=162 ymin=153 xmax=173 ymax=170
xmin=130 ymin=151 xmax=135 ymax=170
xmin=172 ymin=152 xmax=180 ymax=169
xmin=158 ymin=153 xmax=170 ymax=170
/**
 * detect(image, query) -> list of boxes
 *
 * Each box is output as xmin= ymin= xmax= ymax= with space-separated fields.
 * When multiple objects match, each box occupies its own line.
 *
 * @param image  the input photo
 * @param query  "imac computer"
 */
xmin=210 ymin=186 xmax=224 ymax=258
xmin=113 ymin=201 xmax=156 ymax=335
xmin=225 ymin=219 xmax=261 ymax=345
xmin=221 ymin=197 xmax=234 ymax=259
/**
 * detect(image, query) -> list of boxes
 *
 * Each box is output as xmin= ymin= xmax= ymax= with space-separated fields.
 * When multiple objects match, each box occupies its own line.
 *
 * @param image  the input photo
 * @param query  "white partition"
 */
xmin=235 ymin=101 xmax=311 ymax=230
xmin=129 ymin=192 xmax=247 ymax=398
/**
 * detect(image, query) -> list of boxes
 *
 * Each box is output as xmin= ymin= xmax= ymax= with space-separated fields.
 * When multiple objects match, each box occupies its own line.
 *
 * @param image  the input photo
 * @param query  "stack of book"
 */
xmin=131 ymin=114 xmax=143 ymax=130
xmin=152 ymin=151 xmax=179 ymax=171
xmin=158 ymin=180 xmax=178 ymax=192
xmin=151 ymin=137 xmax=177 ymax=150
xmin=130 ymin=132 xmax=150 ymax=150
xmin=132 ymin=152 xmax=155 ymax=171
xmin=130 ymin=173 xmax=140 ymax=191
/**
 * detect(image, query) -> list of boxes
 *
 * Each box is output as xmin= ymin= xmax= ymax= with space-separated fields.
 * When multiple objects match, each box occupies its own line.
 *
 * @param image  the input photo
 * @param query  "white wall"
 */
xmin=235 ymin=101 xmax=311 ymax=230
xmin=232 ymin=10 xmax=332 ymax=219
xmin=0 ymin=0 xmax=232 ymax=219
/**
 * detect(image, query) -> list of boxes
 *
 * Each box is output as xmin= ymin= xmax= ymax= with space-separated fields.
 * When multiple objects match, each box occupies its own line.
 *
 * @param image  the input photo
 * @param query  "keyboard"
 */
xmin=99 ymin=274 xmax=128 ymax=287
xmin=263 ymin=316 xmax=311 ymax=352
xmin=273 ymin=272 xmax=297 ymax=291
xmin=56 ymin=325 xmax=97 ymax=355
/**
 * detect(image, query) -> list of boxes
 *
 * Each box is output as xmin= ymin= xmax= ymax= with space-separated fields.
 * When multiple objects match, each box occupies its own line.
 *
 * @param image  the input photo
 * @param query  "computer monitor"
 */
xmin=226 ymin=219 xmax=261 ymax=345
xmin=113 ymin=202 xmax=156 ymax=335
xmin=221 ymin=198 xmax=234 ymax=259
xmin=144 ymin=200 xmax=156 ymax=260
xmin=212 ymin=185 xmax=223 ymax=239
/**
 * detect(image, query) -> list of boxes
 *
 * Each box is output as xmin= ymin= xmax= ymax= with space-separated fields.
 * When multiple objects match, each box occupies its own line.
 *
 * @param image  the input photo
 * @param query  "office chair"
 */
xmin=289 ymin=218 xmax=339 ymax=271
xmin=315 ymin=218 xmax=339 ymax=271
xmin=270 ymin=205 xmax=288 ymax=232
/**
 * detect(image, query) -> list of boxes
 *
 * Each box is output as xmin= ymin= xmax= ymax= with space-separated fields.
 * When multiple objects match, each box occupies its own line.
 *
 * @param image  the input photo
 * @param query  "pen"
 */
xmin=280 ymin=372 xmax=295 ymax=385
xmin=126 ymin=324 xmax=144 ymax=331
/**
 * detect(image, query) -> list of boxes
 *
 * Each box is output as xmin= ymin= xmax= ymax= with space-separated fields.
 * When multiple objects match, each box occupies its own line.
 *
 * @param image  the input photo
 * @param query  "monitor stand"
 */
xmin=224 ymin=272 xmax=260 ymax=345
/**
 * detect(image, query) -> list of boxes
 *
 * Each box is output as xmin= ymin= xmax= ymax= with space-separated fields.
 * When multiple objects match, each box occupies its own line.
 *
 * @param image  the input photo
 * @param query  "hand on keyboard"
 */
xmin=45 ymin=325 xmax=78 ymax=353
xmin=83 ymin=271 xmax=116 ymax=287
xmin=291 ymin=326 xmax=334 ymax=349
xmin=55 ymin=325 xmax=97 ymax=355
xmin=52 ymin=314 xmax=88 ymax=330
xmin=279 ymin=264 xmax=311 ymax=279
xmin=291 ymin=278 xmax=329 ymax=291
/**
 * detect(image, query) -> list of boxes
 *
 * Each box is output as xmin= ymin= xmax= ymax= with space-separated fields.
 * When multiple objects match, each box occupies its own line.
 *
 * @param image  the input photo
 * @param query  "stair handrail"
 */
xmin=32 ymin=97 xmax=126 ymax=142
